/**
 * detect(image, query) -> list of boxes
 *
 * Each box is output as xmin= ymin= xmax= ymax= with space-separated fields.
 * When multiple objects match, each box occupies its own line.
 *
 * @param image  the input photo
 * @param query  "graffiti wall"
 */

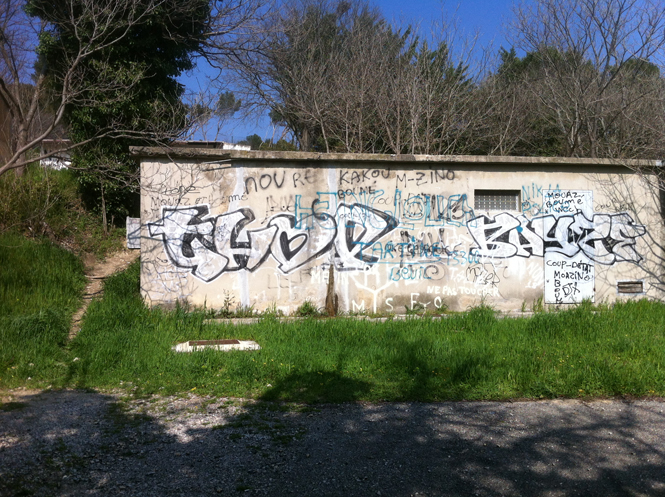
xmin=137 ymin=150 xmax=662 ymax=313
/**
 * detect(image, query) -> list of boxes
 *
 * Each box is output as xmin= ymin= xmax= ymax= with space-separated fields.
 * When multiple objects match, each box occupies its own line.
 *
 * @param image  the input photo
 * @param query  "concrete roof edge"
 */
xmin=129 ymin=146 xmax=662 ymax=167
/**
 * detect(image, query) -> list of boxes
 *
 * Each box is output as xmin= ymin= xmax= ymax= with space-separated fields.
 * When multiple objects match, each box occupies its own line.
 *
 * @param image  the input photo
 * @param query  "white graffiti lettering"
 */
xmin=148 ymin=204 xmax=397 ymax=282
xmin=468 ymin=212 xmax=646 ymax=264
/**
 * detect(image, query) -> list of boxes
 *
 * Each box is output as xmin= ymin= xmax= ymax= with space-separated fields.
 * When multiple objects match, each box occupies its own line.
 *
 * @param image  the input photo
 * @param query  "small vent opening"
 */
xmin=617 ymin=281 xmax=643 ymax=294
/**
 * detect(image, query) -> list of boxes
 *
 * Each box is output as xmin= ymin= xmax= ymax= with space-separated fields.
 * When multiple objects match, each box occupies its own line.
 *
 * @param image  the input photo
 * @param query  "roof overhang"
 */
xmin=130 ymin=147 xmax=663 ymax=169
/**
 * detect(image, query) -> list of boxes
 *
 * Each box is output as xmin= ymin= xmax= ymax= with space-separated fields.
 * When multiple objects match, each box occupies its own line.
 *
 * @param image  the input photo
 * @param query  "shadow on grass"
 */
xmin=260 ymin=371 xmax=371 ymax=403
xmin=374 ymin=330 xmax=494 ymax=401
xmin=2 ymin=380 xmax=665 ymax=496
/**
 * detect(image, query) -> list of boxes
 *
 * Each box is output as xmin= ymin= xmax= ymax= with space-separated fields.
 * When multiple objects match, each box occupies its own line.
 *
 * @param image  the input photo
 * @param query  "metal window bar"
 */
xmin=474 ymin=190 xmax=520 ymax=211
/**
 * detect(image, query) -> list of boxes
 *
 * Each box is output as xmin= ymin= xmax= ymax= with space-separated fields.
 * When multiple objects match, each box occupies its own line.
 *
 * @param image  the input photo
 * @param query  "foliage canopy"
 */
xmin=27 ymin=0 xmax=210 ymax=221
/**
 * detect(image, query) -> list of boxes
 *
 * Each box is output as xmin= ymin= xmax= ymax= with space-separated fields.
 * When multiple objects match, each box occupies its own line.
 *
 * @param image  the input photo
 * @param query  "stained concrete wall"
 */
xmin=134 ymin=148 xmax=664 ymax=314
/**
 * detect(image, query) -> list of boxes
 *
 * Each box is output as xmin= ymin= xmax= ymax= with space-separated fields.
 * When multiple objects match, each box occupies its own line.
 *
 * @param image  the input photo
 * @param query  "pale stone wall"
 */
xmin=134 ymin=148 xmax=664 ymax=313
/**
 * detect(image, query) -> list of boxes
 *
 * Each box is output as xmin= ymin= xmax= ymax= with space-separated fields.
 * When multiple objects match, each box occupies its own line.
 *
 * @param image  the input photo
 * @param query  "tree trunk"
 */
xmin=100 ymin=180 xmax=108 ymax=236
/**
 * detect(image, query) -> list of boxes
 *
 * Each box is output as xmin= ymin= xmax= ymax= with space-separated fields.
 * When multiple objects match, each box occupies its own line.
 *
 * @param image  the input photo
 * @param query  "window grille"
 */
xmin=474 ymin=190 xmax=520 ymax=211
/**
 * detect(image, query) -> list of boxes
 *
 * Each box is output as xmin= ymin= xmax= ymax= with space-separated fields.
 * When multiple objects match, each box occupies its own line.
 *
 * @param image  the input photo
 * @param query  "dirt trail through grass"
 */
xmin=69 ymin=249 xmax=139 ymax=340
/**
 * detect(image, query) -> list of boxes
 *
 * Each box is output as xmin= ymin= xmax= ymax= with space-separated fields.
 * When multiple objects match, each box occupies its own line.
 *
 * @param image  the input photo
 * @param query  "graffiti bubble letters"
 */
xmin=147 ymin=206 xmax=281 ymax=282
xmin=334 ymin=204 xmax=397 ymax=270
xmin=467 ymin=213 xmax=542 ymax=259
xmin=468 ymin=212 xmax=646 ymax=264
xmin=149 ymin=203 xmax=397 ymax=282
xmin=268 ymin=213 xmax=336 ymax=273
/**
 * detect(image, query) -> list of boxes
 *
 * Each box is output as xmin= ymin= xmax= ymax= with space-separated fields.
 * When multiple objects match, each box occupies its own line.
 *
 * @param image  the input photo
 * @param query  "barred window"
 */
xmin=474 ymin=190 xmax=521 ymax=211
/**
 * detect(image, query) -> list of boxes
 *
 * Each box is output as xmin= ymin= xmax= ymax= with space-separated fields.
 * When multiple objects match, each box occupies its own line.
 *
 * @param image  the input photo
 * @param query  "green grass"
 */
xmin=3 ymin=235 xmax=665 ymax=401
xmin=0 ymin=233 xmax=86 ymax=317
xmin=0 ymin=233 xmax=86 ymax=387
xmin=61 ymin=261 xmax=665 ymax=402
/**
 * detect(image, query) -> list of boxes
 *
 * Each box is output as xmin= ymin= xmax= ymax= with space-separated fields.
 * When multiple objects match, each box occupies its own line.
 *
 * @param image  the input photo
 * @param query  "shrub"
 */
xmin=294 ymin=300 xmax=321 ymax=317
xmin=0 ymin=165 xmax=124 ymax=257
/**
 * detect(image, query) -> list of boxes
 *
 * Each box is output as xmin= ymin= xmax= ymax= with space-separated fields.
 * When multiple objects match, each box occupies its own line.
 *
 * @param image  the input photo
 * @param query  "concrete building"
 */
xmin=171 ymin=140 xmax=251 ymax=151
xmin=40 ymin=139 xmax=72 ymax=170
xmin=132 ymin=147 xmax=664 ymax=314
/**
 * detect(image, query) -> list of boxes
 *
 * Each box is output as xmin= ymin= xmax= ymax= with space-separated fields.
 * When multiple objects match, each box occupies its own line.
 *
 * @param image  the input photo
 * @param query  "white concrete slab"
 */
xmin=171 ymin=339 xmax=261 ymax=353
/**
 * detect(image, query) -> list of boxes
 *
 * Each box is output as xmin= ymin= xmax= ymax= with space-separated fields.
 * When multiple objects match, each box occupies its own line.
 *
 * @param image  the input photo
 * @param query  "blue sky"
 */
xmin=182 ymin=0 xmax=516 ymax=143
xmin=381 ymin=0 xmax=513 ymax=48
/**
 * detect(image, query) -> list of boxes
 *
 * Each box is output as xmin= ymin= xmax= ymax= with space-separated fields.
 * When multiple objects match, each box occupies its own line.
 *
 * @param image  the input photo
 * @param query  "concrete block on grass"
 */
xmin=172 ymin=339 xmax=261 ymax=353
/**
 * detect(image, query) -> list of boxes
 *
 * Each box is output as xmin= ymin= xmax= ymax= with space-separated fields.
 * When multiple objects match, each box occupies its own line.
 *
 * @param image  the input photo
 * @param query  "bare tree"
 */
xmin=508 ymin=0 xmax=665 ymax=159
xmin=201 ymin=0 xmax=275 ymax=68
xmin=403 ymin=34 xmax=487 ymax=156
xmin=262 ymin=0 xmax=381 ymax=152
xmin=0 ymin=0 xmax=273 ymax=178
xmin=0 ymin=0 xmax=168 ymax=177
xmin=224 ymin=0 xmax=490 ymax=155
xmin=215 ymin=0 xmax=403 ymax=152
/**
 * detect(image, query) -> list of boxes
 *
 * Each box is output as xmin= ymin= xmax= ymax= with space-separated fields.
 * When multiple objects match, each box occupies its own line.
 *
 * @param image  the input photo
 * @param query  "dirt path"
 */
xmin=69 ymin=249 xmax=140 ymax=340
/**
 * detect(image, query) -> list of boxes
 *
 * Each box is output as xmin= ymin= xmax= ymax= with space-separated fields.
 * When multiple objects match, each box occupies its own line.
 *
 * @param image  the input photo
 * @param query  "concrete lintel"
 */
xmin=130 ymin=146 xmax=661 ymax=169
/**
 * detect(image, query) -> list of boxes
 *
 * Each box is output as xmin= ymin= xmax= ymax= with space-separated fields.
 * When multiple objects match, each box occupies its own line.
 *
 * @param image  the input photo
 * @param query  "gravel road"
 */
xmin=1 ymin=389 xmax=664 ymax=496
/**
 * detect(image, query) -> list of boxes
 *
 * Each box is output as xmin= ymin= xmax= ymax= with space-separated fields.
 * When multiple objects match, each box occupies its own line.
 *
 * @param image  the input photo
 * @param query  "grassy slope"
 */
xmin=0 ymin=165 xmax=123 ymax=388
xmin=68 ymin=261 xmax=665 ymax=402
xmin=0 ymin=165 xmax=125 ymax=258
xmin=0 ymin=233 xmax=86 ymax=387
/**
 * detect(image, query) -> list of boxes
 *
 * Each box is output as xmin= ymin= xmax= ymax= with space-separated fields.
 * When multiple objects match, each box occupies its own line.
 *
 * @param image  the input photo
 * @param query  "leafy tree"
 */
xmin=406 ymin=39 xmax=475 ymax=154
xmin=479 ymin=32 xmax=665 ymax=159
xmin=0 ymin=0 xmax=153 ymax=177
xmin=260 ymin=138 xmax=298 ymax=151
xmin=475 ymin=47 xmax=570 ymax=157
xmin=239 ymin=134 xmax=298 ymax=151
xmin=216 ymin=91 xmax=242 ymax=119
xmin=241 ymin=133 xmax=263 ymax=150
xmin=27 ymin=0 xmax=209 ymax=227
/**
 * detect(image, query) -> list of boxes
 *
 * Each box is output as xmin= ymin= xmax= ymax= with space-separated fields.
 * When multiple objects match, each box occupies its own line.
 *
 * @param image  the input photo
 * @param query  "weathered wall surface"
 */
xmin=137 ymin=150 xmax=664 ymax=313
